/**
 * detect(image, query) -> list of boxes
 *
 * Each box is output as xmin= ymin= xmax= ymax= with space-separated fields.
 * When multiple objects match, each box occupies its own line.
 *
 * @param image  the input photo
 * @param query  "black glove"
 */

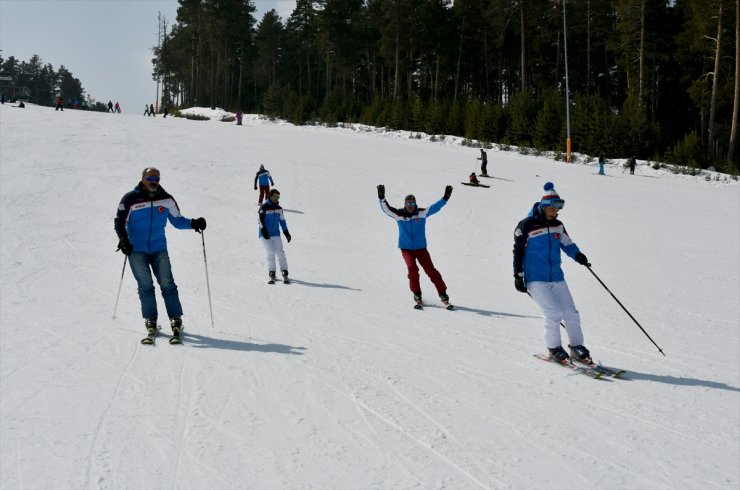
xmin=514 ymin=275 xmax=527 ymax=293
xmin=261 ymin=227 xmax=270 ymax=239
xmin=192 ymin=217 xmax=207 ymax=232
xmin=254 ymin=186 xmax=257 ymax=190
xmin=575 ymin=252 xmax=591 ymax=267
xmin=284 ymin=231 xmax=291 ymax=243
xmin=377 ymin=184 xmax=385 ymax=200
xmin=443 ymin=185 xmax=453 ymax=201
xmin=117 ymin=237 xmax=133 ymax=256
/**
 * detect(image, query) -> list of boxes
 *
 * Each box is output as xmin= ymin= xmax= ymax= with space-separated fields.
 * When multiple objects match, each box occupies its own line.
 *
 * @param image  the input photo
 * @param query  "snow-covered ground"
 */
xmin=1 ymin=103 xmax=739 ymax=490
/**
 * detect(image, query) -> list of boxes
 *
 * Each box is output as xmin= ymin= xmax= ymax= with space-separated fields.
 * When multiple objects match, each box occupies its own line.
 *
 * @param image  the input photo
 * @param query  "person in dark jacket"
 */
xmin=254 ymin=164 xmax=275 ymax=204
xmin=55 ymin=96 xmax=64 ymax=111
xmin=114 ymin=167 xmax=206 ymax=339
xmin=150 ymin=103 xmax=156 ymax=117
xmin=477 ymin=149 xmax=488 ymax=177
xmin=378 ymin=185 xmax=453 ymax=308
xmin=107 ymin=101 xmax=114 ymax=113
xmin=628 ymin=155 xmax=636 ymax=175
xmin=258 ymin=189 xmax=291 ymax=283
xmin=512 ymin=182 xmax=592 ymax=364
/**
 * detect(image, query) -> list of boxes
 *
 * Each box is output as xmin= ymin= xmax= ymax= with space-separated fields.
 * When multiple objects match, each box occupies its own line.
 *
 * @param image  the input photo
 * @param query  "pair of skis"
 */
xmin=414 ymin=299 xmax=455 ymax=311
xmin=533 ymin=354 xmax=626 ymax=379
xmin=141 ymin=326 xmax=182 ymax=345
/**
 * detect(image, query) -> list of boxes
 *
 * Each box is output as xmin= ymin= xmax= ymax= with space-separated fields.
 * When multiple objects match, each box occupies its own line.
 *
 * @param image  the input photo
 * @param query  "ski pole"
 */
xmin=586 ymin=266 xmax=665 ymax=356
xmin=112 ymin=256 xmax=127 ymax=319
xmin=199 ymin=230 xmax=215 ymax=328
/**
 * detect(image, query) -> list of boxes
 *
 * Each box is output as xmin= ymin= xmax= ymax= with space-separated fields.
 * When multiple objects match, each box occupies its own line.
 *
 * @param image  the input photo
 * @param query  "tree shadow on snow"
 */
xmin=619 ymin=370 xmax=740 ymax=392
xmin=451 ymin=305 xmax=540 ymax=319
xmin=288 ymin=278 xmax=361 ymax=291
xmin=181 ymin=332 xmax=306 ymax=355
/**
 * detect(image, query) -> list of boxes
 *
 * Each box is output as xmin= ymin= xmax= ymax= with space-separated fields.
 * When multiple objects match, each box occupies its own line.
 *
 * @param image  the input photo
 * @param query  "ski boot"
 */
xmin=268 ymin=271 xmax=276 ymax=284
xmin=569 ymin=344 xmax=592 ymax=363
xmin=413 ymin=292 xmax=423 ymax=310
xmin=282 ymin=270 xmax=290 ymax=284
xmin=169 ymin=317 xmax=183 ymax=345
xmin=439 ymin=292 xmax=454 ymax=310
xmin=141 ymin=318 xmax=158 ymax=345
xmin=548 ymin=346 xmax=570 ymax=364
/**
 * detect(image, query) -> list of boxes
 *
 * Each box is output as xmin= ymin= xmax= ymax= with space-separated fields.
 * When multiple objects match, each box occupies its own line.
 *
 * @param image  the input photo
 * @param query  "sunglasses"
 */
xmin=405 ymin=201 xmax=416 ymax=206
xmin=145 ymin=176 xmax=160 ymax=182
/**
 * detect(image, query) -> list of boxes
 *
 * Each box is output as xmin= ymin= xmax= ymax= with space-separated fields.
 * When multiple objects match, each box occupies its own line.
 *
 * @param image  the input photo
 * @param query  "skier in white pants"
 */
xmin=512 ymin=182 xmax=592 ymax=364
xmin=258 ymin=189 xmax=291 ymax=283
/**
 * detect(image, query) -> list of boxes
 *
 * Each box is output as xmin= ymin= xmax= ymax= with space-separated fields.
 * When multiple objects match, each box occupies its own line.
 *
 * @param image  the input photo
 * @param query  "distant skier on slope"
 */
xmin=468 ymin=172 xmax=480 ymax=185
xmin=258 ymin=188 xmax=291 ymax=284
xmin=377 ymin=184 xmax=454 ymax=309
xmin=513 ymin=182 xmax=592 ymax=364
xmin=114 ymin=167 xmax=207 ymax=344
xmin=254 ymin=164 xmax=275 ymax=205
xmin=477 ymin=148 xmax=488 ymax=177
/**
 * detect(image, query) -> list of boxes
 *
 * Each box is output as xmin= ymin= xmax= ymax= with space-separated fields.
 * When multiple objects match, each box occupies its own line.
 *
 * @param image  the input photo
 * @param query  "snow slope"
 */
xmin=1 ymin=103 xmax=739 ymax=490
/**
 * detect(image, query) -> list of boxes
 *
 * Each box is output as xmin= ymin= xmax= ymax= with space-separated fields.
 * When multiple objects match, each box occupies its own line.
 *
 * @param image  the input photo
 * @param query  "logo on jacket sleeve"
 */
xmin=554 ymin=232 xmax=561 ymax=240
xmin=158 ymin=206 xmax=165 ymax=213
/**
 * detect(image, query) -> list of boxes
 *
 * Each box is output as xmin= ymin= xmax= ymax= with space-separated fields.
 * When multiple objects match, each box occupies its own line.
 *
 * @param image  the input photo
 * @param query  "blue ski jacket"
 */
xmin=258 ymin=200 xmax=288 ymax=238
xmin=513 ymin=203 xmax=581 ymax=283
xmin=254 ymin=169 xmax=274 ymax=187
xmin=380 ymin=198 xmax=447 ymax=250
xmin=114 ymin=184 xmax=193 ymax=253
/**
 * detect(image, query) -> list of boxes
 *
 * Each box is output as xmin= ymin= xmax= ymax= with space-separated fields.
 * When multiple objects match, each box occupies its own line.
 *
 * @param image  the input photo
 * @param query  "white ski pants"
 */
xmin=528 ymin=281 xmax=584 ymax=349
xmin=261 ymin=236 xmax=288 ymax=272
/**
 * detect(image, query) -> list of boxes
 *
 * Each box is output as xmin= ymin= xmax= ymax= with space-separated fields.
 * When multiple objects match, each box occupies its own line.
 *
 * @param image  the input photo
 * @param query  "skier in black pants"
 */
xmin=478 ymin=149 xmax=488 ymax=177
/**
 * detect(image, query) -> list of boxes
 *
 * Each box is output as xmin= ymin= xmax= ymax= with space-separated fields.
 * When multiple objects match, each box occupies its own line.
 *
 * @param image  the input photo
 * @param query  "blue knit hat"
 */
xmin=540 ymin=182 xmax=565 ymax=208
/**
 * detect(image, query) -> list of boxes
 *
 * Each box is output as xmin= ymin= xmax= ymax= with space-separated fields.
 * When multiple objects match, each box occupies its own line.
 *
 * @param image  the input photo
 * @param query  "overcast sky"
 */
xmin=0 ymin=0 xmax=296 ymax=112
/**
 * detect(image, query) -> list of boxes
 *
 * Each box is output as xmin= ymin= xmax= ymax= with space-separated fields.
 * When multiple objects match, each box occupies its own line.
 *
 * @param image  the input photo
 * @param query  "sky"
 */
xmin=0 ymin=0 xmax=296 ymax=112
xmin=1 ymin=103 xmax=739 ymax=489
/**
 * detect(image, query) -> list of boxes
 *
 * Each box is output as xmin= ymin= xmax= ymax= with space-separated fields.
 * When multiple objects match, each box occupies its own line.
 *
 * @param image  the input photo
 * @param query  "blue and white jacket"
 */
xmin=254 ymin=169 xmax=274 ymax=187
xmin=258 ymin=200 xmax=288 ymax=238
xmin=114 ymin=184 xmax=193 ymax=253
xmin=380 ymin=198 xmax=447 ymax=250
xmin=513 ymin=203 xmax=581 ymax=283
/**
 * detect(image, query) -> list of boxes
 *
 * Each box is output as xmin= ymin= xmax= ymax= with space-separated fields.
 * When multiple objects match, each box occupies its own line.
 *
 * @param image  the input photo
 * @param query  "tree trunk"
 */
xmin=729 ymin=0 xmax=739 ymax=167
xmin=586 ymin=0 xmax=591 ymax=96
xmin=638 ymin=0 xmax=645 ymax=105
xmin=708 ymin=0 xmax=723 ymax=162
xmin=454 ymin=18 xmax=465 ymax=102
xmin=520 ymin=1 xmax=526 ymax=92
xmin=394 ymin=21 xmax=400 ymax=99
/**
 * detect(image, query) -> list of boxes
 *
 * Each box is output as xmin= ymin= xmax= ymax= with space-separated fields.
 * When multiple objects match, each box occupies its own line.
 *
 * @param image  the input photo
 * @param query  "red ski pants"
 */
xmin=258 ymin=185 xmax=270 ymax=204
xmin=401 ymin=248 xmax=447 ymax=294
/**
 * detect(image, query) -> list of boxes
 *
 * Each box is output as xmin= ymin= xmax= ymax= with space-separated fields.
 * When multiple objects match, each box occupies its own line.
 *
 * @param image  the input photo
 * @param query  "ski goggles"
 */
xmin=545 ymin=199 xmax=565 ymax=209
xmin=145 ymin=176 xmax=161 ymax=182
xmin=405 ymin=201 xmax=417 ymax=206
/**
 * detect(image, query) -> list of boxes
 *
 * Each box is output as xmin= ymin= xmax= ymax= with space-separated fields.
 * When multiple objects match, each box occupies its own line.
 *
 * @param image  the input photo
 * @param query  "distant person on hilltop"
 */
xmin=254 ymin=164 xmax=275 ymax=205
xmin=162 ymin=104 xmax=168 ymax=118
xmin=107 ymin=101 xmax=114 ymax=113
xmin=377 ymin=184 xmax=454 ymax=310
xmin=236 ymin=111 xmax=243 ymax=125
xmin=17 ymin=100 xmax=25 ymax=108
xmin=598 ymin=153 xmax=605 ymax=175
xmin=150 ymin=104 xmax=156 ymax=117
xmin=258 ymin=188 xmax=292 ymax=284
xmin=114 ymin=167 xmax=207 ymax=345
xmin=114 ymin=102 xmax=121 ymax=113
xmin=513 ymin=182 xmax=593 ymax=366
xmin=629 ymin=155 xmax=636 ymax=175
xmin=144 ymin=104 xmax=150 ymax=116
xmin=1 ymin=92 xmax=5 ymax=104
xmin=477 ymin=148 xmax=489 ymax=177
xmin=55 ymin=96 xmax=64 ymax=111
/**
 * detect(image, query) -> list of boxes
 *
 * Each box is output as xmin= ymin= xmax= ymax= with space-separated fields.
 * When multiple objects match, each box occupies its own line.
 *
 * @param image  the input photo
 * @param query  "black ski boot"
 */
xmin=169 ymin=317 xmax=183 ymax=344
xmin=548 ymin=346 xmax=570 ymax=364
xmin=439 ymin=292 xmax=454 ymax=310
xmin=569 ymin=344 xmax=592 ymax=363
xmin=145 ymin=318 xmax=157 ymax=335
xmin=413 ymin=292 xmax=423 ymax=310
xmin=268 ymin=271 xmax=276 ymax=284
xmin=282 ymin=270 xmax=290 ymax=284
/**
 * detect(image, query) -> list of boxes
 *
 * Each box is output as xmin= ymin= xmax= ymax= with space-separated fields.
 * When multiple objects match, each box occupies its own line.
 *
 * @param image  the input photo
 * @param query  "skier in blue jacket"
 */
xmin=254 ymin=164 xmax=275 ymax=204
xmin=513 ymin=182 xmax=592 ymax=364
xmin=114 ymin=167 xmax=206 ymax=339
xmin=258 ymin=188 xmax=291 ymax=283
xmin=378 ymin=184 xmax=453 ymax=308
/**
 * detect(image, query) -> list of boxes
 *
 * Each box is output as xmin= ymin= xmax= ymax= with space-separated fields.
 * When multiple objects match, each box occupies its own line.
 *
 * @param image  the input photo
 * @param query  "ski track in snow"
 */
xmin=1 ymin=104 xmax=739 ymax=489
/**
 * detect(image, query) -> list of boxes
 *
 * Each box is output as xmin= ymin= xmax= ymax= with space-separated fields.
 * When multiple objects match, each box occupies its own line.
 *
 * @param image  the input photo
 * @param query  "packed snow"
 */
xmin=1 ymin=103 xmax=739 ymax=490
